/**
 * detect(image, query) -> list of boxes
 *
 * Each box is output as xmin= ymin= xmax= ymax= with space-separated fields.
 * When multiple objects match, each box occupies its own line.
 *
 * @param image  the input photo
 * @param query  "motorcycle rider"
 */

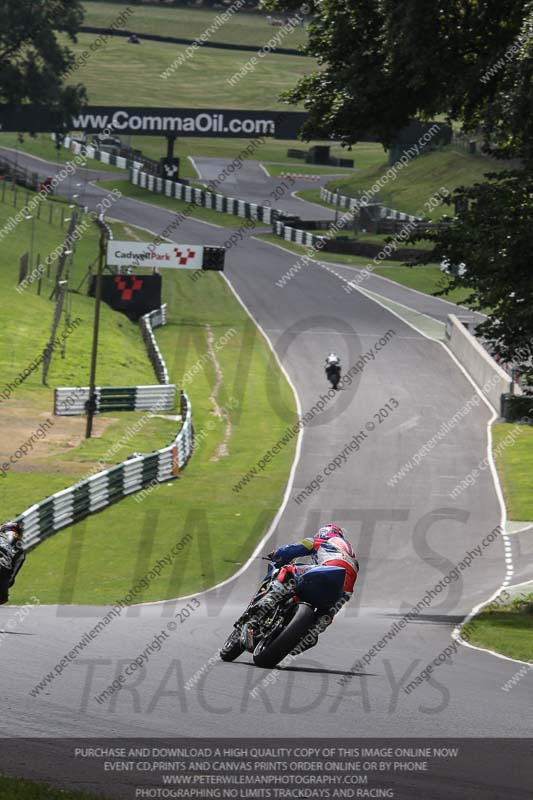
xmin=0 ymin=522 xmax=25 ymax=605
xmin=253 ymin=524 xmax=359 ymax=650
xmin=325 ymin=353 xmax=342 ymax=389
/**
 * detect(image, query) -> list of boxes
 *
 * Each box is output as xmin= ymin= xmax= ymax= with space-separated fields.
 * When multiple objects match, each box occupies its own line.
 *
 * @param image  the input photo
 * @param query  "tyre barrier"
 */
xmin=14 ymin=390 xmax=192 ymax=552
xmin=131 ymin=168 xmax=274 ymax=224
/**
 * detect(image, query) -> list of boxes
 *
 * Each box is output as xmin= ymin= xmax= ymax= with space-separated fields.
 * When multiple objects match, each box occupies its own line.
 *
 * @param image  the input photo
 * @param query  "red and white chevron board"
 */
xmin=280 ymin=172 xmax=322 ymax=182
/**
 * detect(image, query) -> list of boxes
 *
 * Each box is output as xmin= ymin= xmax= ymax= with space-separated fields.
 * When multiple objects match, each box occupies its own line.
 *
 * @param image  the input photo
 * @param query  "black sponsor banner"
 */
xmin=0 ymin=106 xmax=308 ymax=139
xmin=0 ymin=739 xmax=531 ymax=799
xmin=89 ymin=274 xmax=162 ymax=322
xmin=0 ymin=106 xmax=450 ymax=146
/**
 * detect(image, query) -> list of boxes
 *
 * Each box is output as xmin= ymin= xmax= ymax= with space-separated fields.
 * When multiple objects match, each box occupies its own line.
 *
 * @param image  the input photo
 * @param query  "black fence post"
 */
xmin=36 ymin=255 xmax=42 ymax=295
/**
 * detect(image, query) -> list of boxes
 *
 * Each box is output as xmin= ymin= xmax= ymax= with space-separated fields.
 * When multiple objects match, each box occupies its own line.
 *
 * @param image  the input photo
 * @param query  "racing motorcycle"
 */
xmin=219 ymin=559 xmax=346 ymax=668
xmin=0 ymin=523 xmax=24 ymax=603
xmin=325 ymin=354 xmax=341 ymax=390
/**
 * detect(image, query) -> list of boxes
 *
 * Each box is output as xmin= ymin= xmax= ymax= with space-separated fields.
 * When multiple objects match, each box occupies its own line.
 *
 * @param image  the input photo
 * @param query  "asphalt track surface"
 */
xmin=192 ymin=156 xmax=343 ymax=220
xmin=1 ymin=151 xmax=532 ymax=797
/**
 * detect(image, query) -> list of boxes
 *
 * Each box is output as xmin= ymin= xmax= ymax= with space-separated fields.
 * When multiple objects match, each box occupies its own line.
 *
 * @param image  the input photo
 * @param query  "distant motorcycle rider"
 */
xmin=0 ymin=522 xmax=25 ymax=605
xmin=325 ymin=353 xmax=342 ymax=390
xmin=255 ymin=524 xmax=359 ymax=650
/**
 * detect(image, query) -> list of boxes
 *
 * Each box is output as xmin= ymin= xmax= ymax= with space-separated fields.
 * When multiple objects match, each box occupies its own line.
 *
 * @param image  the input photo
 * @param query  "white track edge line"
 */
xmin=133 ymin=272 xmax=305 ymax=607
xmin=332 ymin=261 xmax=486 ymax=317
xmin=324 ymin=267 xmax=524 ymax=667
xmin=31 ymin=181 xmax=525 ymax=670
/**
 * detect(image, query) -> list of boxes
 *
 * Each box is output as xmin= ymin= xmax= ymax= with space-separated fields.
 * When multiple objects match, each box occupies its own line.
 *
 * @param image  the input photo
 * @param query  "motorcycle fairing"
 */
xmin=294 ymin=565 xmax=345 ymax=607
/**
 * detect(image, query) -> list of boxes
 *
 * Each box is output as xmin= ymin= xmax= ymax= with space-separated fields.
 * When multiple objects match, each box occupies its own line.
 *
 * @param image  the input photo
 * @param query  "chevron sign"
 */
xmin=160 ymin=156 xmax=180 ymax=181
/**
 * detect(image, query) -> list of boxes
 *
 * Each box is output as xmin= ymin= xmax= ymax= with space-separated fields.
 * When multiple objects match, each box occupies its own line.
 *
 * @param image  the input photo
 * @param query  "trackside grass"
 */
xmin=0 ymin=775 xmax=109 ymax=800
xmin=462 ymin=593 xmax=533 ymax=663
xmin=492 ymin=423 xmax=533 ymax=521
xmin=82 ymin=1 xmax=310 ymax=49
xmin=373 ymin=266 xmax=472 ymax=305
xmin=63 ymin=34 xmax=314 ymax=111
xmin=8 ymin=236 xmax=297 ymax=604
xmin=0 ymin=132 xmax=122 ymax=173
xmin=0 ymin=189 xmax=187 ymax=559
xmin=327 ymin=146 xmax=506 ymax=219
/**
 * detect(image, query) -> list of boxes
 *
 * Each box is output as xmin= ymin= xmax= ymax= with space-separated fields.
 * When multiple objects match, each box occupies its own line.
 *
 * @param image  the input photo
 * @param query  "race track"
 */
xmin=1 ymin=151 xmax=531 ymax=797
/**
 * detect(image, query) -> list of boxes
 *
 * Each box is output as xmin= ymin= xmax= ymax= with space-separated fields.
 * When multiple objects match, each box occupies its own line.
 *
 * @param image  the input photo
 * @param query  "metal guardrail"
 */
xmin=274 ymin=219 xmax=324 ymax=248
xmin=17 ymin=390 xmax=193 ymax=552
xmin=140 ymin=305 xmax=169 ymax=384
xmin=273 ymin=220 xmax=431 ymax=261
xmin=131 ymin=168 xmax=274 ymax=224
xmin=54 ymin=304 xmax=174 ymax=415
xmin=54 ymin=384 xmax=176 ymax=415
xmin=319 ymin=187 xmax=420 ymax=222
xmin=56 ymin=134 xmax=148 ymax=172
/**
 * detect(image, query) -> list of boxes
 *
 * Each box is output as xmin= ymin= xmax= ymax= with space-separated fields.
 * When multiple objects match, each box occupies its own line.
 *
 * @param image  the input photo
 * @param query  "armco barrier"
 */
xmin=445 ymin=314 xmax=512 ymax=412
xmin=17 ymin=390 xmax=193 ymax=551
xmin=54 ymin=384 xmax=175 ymax=415
xmin=274 ymin=219 xmax=324 ymax=249
xmin=320 ymin=187 xmax=420 ymax=223
xmin=54 ymin=304 xmax=175 ymax=415
xmin=131 ymin=168 xmax=274 ymax=224
xmin=140 ymin=304 xmax=169 ymax=384
xmin=272 ymin=220 xmax=428 ymax=261
xmin=54 ymin=134 xmax=147 ymax=172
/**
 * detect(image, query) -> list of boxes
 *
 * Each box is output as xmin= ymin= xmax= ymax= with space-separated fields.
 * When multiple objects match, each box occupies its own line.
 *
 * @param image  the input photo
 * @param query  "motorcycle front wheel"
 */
xmin=220 ymin=629 xmax=245 ymax=662
xmin=252 ymin=603 xmax=315 ymax=668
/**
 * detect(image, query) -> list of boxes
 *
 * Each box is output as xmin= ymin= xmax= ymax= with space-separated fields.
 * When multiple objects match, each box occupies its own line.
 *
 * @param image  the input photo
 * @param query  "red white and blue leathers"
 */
xmin=271 ymin=534 xmax=359 ymax=597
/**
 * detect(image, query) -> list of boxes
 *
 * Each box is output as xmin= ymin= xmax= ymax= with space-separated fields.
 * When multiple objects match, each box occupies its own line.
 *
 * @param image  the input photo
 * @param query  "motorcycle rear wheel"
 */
xmin=253 ymin=604 xmax=315 ymax=668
